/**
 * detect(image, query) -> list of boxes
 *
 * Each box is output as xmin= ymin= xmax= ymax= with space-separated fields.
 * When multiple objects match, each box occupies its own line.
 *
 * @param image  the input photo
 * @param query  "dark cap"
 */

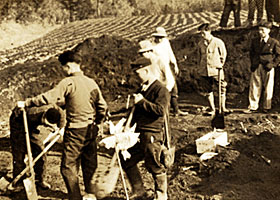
xmin=259 ymin=21 xmax=272 ymax=29
xmin=45 ymin=108 xmax=61 ymax=124
xmin=131 ymin=57 xmax=152 ymax=71
xmin=198 ymin=23 xmax=210 ymax=31
xmin=58 ymin=50 xmax=82 ymax=65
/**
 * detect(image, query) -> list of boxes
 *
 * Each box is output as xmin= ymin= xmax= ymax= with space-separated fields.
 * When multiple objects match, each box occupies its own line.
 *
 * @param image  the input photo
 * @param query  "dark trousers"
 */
xmin=220 ymin=3 xmax=241 ymax=27
xmin=266 ymin=0 xmax=280 ymax=22
xmin=121 ymin=131 xmax=166 ymax=175
xmin=248 ymin=0 xmax=264 ymax=22
xmin=10 ymin=123 xmax=46 ymax=185
xmin=61 ymin=124 xmax=98 ymax=200
xmin=170 ymin=82 xmax=179 ymax=113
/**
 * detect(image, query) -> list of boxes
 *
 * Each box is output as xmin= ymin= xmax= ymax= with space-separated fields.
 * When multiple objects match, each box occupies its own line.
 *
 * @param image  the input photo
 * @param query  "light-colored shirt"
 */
xmin=153 ymin=38 xmax=178 ymax=73
xmin=149 ymin=54 xmax=175 ymax=92
xmin=198 ymin=35 xmax=227 ymax=77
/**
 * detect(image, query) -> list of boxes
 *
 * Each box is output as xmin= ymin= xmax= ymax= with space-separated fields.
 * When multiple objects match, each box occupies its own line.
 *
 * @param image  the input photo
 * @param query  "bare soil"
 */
xmin=1 ymin=26 xmax=280 ymax=200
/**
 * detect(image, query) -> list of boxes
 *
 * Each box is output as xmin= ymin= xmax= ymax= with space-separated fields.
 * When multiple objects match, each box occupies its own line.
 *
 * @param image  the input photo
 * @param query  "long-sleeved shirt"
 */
xmin=153 ymin=38 xmax=178 ymax=73
xmin=26 ymin=71 xmax=108 ymax=128
xmin=149 ymin=54 xmax=175 ymax=92
xmin=198 ymin=35 xmax=227 ymax=77
xmin=132 ymin=80 xmax=170 ymax=133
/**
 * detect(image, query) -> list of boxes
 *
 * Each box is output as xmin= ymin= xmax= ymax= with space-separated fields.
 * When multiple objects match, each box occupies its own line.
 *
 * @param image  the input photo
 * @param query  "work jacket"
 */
xmin=198 ymin=35 xmax=227 ymax=77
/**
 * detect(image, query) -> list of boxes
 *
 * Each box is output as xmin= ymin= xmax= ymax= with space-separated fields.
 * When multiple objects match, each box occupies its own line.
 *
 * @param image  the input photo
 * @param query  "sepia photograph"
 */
xmin=0 ymin=0 xmax=280 ymax=199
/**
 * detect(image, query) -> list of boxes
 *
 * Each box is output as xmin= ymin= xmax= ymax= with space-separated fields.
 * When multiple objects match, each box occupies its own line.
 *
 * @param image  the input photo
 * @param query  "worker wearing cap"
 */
xmin=121 ymin=57 xmax=170 ymax=200
xmin=197 ymin=23 xmax=230 ymax=115
xmin=10 ymin=104 xmax=66 ymax=191
xmin=244 ymin=21 xmax=280 ymax=113
xmin=151 ymin=27 xmax=188 ymax=117
xmin=25 ymin=51 xmax=108 ymax=200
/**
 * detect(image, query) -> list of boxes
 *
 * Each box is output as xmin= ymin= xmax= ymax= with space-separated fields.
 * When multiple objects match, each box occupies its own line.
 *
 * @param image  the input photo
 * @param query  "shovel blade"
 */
xmin=211 ymin=112 xmax=225 ymax=129
xmin=23 ymin=177 xmax=38 ymax=200
xmin=0 ymin=177 xmax=10 ymax=192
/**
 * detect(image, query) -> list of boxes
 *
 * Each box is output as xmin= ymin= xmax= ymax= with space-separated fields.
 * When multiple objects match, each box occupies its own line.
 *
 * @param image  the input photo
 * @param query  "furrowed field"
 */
xmin=2 ymin=1 xmax=280 ymax=200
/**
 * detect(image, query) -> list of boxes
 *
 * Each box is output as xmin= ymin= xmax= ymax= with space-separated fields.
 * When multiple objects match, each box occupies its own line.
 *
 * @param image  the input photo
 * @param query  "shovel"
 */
xmin=211 ymin=67 xmax=225 ymax=129
xmin=0 ymin=129 xmax=61 ymax=192
xmin=18 ymin=101 xmax=38 ymax=199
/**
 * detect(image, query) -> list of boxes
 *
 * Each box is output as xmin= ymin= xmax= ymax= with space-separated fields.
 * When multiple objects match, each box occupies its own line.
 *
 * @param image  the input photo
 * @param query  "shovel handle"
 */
xmin=9 ymin=133 xmax=61 ymax=188
xmin=124 ymin=106 xmax=135 ymax=131
xmin=20 ymin=103 xmax=36 ymax=179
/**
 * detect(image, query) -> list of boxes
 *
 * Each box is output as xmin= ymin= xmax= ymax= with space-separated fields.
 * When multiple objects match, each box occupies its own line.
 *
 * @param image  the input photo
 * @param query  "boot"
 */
xmin=206 ymin=92 xmax=215 ymax=115
xmin=153 ymin=173 xmax=168 ymax=200
xmin=125 ymin=166 xmax=146 ymax=199
xmin=221 ymin=95 xmax=231 ymax=113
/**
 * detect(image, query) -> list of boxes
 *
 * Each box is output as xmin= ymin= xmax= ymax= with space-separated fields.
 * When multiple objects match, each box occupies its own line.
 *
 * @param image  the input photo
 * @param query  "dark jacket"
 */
xmin=132 ymin=80 xmax=170 ymax=134
xmin=250 ymin=36 xmax=280 ymax=72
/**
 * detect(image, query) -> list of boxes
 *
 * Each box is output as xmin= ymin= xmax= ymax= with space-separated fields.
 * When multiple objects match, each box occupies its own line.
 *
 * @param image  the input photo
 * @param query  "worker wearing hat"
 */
xmin=121 ymin=57 xmax=170 ymax=200
xmin=197 ymin=23 xmax=230 ymax=115
xmin=138 ymin=39 xmax=175 ymax=92
xmin=151 ymin=27 xmax=188 ymax=117
xmin=10 ymin=104 xmax=66 ymax=191
xmin=244 ymin=21 xmax=280 ymax=113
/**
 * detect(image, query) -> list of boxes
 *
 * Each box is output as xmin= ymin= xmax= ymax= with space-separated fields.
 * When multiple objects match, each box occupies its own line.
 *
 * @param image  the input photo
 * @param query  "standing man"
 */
xmin=197 ymin=23 xmax=230 ymax=115
xmin=245 ymin=0 xmax=264 ymax=27
xmin=244 ymin=22 xmax=280 ymax=113
xmin=25 ymin=51 xmax=108 ymax=200
xmin=10 ymin=104 xmax=66 ymax=192
xmin=121 ymin=57 xmax=170 ymax=200
xmin=220 ymin=0 xmax=241 ymax=28
xmin=151 ymin=27 xmax=188 ymax=117
xmin=138 ymin=39 xmax=175 ymax=93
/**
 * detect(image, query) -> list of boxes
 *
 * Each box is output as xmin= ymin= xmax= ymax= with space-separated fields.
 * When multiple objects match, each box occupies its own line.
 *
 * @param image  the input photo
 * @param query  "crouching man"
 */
xmin=10 ymin=104 xmax=66 ymax=191
xmin=121 ymin=57 xmax=171 ymax=200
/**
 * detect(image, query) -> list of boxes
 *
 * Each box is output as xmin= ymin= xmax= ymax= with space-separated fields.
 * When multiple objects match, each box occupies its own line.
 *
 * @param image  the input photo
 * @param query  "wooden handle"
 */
xmin=164 ymin=113 xmax=171 ymax=149
xmin=22 ymin=107 xmax=36 ymax=178
xmin=124 ymin=106 xmax=135 ymax=131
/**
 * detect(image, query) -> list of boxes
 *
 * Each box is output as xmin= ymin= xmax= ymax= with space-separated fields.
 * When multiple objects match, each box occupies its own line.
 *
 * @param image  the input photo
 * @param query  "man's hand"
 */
xmin=133 ymin=93 xmax=144 ymax=104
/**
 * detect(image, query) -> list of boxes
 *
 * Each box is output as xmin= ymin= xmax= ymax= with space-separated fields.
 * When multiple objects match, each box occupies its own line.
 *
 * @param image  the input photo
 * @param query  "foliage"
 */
xmin=0 ymin=0 xmax=248 ymax=25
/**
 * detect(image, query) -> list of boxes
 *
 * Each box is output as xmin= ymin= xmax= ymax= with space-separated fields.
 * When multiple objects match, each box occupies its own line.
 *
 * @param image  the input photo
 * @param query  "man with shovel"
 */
xmin=9 ymin=104 xmax=66 ymax=192
xmin=197 ymin=23 xmax=230 ymax=116
xmin=24 ymin=50 xmax=108 ymax=200
xmin=121 ymin=57 xmax=170 ymax=200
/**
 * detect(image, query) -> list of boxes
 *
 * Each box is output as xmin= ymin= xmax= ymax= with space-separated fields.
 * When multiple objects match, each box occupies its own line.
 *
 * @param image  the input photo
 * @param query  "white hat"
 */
xmin=151 ymin=27 xmax=168 ymax=37
xmin=138 ymin=40 xmax=154 ymax=53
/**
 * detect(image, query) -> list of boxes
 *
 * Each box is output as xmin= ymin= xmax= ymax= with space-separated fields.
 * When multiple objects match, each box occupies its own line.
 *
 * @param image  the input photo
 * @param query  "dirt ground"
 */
xmin=1 ymin=26 xmax=280 ymax=199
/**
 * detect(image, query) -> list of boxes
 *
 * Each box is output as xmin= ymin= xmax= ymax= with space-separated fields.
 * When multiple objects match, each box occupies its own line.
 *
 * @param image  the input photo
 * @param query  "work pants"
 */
xmin=10 ymin=122 xmax=47 ymax=185
xmin=170 ymin=82 xmax=179 ymax=114
xmin=248 ymin=65 xmax=275 ymax=110
xmin=248 ymin=0 xmax=264 ymax=22
xmin=61 ymin=124 xmax=98 ymax=200
xmin=220 ymin=2 xmax=241 ymax=27
xmin=265 ymin=0 xmax=280 ymax=22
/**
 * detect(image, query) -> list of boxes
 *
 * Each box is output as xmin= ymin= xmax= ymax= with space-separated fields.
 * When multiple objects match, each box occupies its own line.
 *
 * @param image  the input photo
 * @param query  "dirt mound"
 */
xmin=2 ymin=27 xmax=280 ymax=200
xmin=173 ymin=26 xmax=280 ymax=108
